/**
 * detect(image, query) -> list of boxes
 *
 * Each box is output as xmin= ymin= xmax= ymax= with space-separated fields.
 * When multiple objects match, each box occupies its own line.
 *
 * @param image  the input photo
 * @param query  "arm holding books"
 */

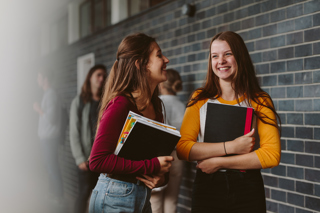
xmin=177 ymin=100 xmax=256 ymax=161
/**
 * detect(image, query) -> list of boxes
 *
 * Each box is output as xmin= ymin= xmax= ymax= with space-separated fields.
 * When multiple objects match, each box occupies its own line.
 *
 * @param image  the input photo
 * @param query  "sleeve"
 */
xmin=89 ymin=96 xmax=161 ymax=175
xmin=254 ymin=96 xmax=281 ymax=169
xmin=176 ymin=94 xmax=201 ymax=161
xmin=42 ymin=91 xmax=59 ymax=126
xmin=69 ymin=97 xmax=86 ymax=165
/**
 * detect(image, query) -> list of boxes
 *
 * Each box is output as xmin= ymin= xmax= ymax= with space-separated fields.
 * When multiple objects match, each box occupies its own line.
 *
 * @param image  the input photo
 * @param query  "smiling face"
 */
xmin=211 ymin=40 xmax=237 ymax=83
xmin=146 ymin=42 xmax=169 ymax=85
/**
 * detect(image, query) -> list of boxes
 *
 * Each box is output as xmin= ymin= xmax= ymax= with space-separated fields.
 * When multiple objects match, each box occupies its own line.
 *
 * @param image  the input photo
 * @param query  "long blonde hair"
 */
xmin=97 ymin=33 xmax=162 ymax=125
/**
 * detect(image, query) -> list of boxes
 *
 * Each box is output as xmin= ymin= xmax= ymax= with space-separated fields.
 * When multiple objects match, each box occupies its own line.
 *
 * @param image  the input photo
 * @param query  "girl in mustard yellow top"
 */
xmin=176 ymin=31 xmax=281 ymax=213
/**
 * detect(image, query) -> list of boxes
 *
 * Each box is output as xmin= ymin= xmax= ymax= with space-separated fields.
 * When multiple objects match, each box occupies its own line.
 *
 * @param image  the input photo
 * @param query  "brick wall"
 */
xmin=49 ymin=0 xmax=320 ymax=212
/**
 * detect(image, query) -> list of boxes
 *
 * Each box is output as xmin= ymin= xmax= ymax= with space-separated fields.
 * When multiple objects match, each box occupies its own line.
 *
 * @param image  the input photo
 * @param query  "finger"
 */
xmin=164 ymin=156 xmax=174 ymax=161
xmin=245 ymin=128 xmax=255 ymax=136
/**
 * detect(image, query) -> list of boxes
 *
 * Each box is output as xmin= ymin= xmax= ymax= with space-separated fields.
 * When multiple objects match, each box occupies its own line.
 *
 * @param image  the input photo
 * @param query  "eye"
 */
xmin=226 ymin=52 xmax=233 ymax=56
xmin=211 ymin=55 xmax=217 ymax=58
xmin=157 ymin=53 xmax=162 ymax=58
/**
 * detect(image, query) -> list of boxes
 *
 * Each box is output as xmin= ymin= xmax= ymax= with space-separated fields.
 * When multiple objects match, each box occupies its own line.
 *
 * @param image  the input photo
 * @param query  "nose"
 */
xmin=218 ymin=57 xmax=225 ymax=65
xmin=163 ymin=55 xmax=169 ymax=64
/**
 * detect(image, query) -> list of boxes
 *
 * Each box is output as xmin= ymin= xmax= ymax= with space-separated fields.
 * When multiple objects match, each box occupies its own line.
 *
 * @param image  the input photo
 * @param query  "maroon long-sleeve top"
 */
xmin=89 ymin=95 xmax=161 ymax=175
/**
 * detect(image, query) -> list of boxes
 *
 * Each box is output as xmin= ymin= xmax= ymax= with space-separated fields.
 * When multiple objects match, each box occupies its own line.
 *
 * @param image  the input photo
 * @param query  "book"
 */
xmin=114 ymin=111 xmax=181 ymax=161
xmin=204 ymin=101 xmax=254 ymax=143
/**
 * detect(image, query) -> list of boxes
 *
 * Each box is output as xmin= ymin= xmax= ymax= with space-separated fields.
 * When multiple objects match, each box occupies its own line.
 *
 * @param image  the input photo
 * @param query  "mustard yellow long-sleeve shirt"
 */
xmin=176 ymin=94 xmax=281 ymax=169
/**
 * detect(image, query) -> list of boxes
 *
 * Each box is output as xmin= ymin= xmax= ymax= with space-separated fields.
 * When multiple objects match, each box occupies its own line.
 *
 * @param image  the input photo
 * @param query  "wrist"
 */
xmin=225 ymin=141 xmax=234 ymax=155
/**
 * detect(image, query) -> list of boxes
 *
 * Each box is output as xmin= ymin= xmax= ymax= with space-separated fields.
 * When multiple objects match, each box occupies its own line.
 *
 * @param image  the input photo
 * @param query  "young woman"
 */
xmin=176 ymin=31 xmax=281 ymax=213
xmin=69 ymin=64 xmax=107 ymax=213
xmin=150 ymin=69 xmax=185 ymax=213
xmin=88 ymin=33 xmax=174 ymax=213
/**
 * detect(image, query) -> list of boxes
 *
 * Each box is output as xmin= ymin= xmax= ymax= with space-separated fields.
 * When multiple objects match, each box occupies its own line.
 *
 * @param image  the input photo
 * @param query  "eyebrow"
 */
xmin=211 ymin=50 xmax=232 ymax=55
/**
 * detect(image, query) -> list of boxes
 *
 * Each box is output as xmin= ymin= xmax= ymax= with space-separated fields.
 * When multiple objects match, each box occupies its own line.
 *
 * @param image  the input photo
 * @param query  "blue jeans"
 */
xmin=192 ymin=169 xmax=266 ymax=213
xmin=89 ymin=174 xmax=152 ymax=213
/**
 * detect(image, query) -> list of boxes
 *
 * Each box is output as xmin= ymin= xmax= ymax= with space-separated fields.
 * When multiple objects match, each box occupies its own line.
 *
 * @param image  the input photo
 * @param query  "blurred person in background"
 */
xmin=33 ymin=69 xmax=64 ymax=202
xmin=69 ymin=64 xmax=107 ymax=213
xmin=150 ymin=69 xmax=185 ymax=213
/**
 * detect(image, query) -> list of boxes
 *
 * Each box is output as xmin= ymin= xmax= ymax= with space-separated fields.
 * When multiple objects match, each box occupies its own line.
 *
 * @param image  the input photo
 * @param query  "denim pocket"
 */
xmin=106 ymin=180 xmax=134 ymax=197
xmin=89 ymin=190 xmax=98 ymax=213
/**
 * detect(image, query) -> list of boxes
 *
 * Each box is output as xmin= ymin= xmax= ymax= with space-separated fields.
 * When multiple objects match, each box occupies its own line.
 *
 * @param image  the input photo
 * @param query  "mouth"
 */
xmin=218 ymin=67 xmax=230 ymax=71
xmin=162 ymin=66 xmax=167 ymax=71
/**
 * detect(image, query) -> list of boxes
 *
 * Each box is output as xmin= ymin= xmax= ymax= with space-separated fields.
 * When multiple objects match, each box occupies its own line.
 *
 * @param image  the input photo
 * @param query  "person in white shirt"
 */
xmin=150 ymin=69 xmax=185 ymax=213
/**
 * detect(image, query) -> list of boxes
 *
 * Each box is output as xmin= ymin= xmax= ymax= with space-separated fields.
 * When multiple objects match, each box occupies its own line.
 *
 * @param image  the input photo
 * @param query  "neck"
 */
xmin=219 ymin=80 xmax=236 ymax=101
xmin=91 ymin=87 xmax=100 ymax=101
xmin=160 ymin=89 xmax=174 ymax=95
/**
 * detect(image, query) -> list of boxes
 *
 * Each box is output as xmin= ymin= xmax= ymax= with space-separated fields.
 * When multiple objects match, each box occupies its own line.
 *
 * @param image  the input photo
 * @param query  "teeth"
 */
xmin=219 ymin=67 xmax=228 ymax=70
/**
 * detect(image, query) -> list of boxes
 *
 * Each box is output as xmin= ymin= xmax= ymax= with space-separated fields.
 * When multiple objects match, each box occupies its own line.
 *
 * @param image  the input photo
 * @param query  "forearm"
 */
xmin=217 ymin=152 xmax=262 ymax=170
xmin=189 ymin=142 xmax=226 ymax=161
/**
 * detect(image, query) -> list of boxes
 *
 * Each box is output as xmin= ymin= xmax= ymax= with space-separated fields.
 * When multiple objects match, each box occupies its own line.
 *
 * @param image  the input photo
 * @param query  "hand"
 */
xmin=228 ymin=129 xmax=255 ymax=155
xmin=78 ymin=162 xmax=89 ymax=171
xmin=196 ymin=157 xmax=222 ymax=174
xmin=157 ymin=156 xmax=174 ymax=175
xmin=136 ymin=174 xmax=165 ymax=189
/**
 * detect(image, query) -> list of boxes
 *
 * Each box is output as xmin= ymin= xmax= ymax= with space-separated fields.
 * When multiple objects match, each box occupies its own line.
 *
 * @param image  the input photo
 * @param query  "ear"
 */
xmin=135 ymin=60 xmax=140 ymax=70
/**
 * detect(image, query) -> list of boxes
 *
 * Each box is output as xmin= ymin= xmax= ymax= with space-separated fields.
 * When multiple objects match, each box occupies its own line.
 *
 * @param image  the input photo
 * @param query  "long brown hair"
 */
xmin=188 ymin=31 xmax=281 ymax=131
xmin=162 ymin=69 xmax=183 ymax=95
xmin=80 ymin=64 xmax=107 ymax=104
xmin=97 ymin=33 xmax=162 ymax=125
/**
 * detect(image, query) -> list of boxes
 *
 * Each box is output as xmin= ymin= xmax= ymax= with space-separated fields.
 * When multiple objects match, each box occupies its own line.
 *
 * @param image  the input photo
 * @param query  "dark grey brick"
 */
xmin=271 ymin=87 xmax=285 ymax=98
xmin=196 ymin=52 xmax=206 ymax=60
xmin=295 ymin=72 xmax=312 ymax=84
xmin=178 ymin=56 xmax=187 ymax=64
xmin=278 ymin=20 xmax=295 ymax=34
xmin=296 ymin=127 xmax=313 ymax=139
xmin=248 ymin=28 xmax=261 ymax=40
xmin=278 ymin=74 xmax=293 ymax=85
xmin=287 ymin=86 xmax=303 ymax=98
xmin=314 ymin=70 xmax=320 ymax=83
xmin=305 ymin=28 xmax=320 ymax=42
xmin=296 ymin=180 xmax=314 ymax=195
xmin=223 ymin=12 xmax=234 ymax=23
xmin=241 ymin=0 xmax=255 ymax=6
xmin=305 ymin=113 xmax=320 ymax=125
xmin=187 ymin=54 xmax=196 ymax=62
xmin=217 ymin=25 xmax=229 ymax=33
xmin=316 ymin=184 xmax=320 ymax=196
xmin=295 ymin=99 xmax=313 ymax=111
xmin=256 ymin=14 xmax=269 ymax=26
xmin=278 ymin=0 xmax=294 ymax=7
xmin=271 ymin=165 xmax=286 ymax=176
xmin=256 ymin=38 xmax=269 ymax=50
xmin=239 ymin=31 xmax=249 ymax=41
xmin=270 ymin=9 xmax=286 ymax=22
xmin=217 ymin=3 xmax=228 ymax=14
xmin=296 ymin=208 xmax=314 ymax=213
xmin=196 ymin=31 xmax=205 ymax=40
xmin=246 ymin=42 xmax=254 ymax=51
xmin=207 ymin=28 xmax=216 ymax=39
xmin=313 ymin=13 xmax=320 ymax=26
xmin=250 ymin=52 xmax=262 ymax=63
xmin=270 ymin=35 xmax=285 ymax=48
xmin=287 ymin=4 xmax=303 ymax=18
xmin=305 ymin=56 xmax=320 ymax=69
xmin=295 ymin=44 xmax=312 ymax=57
xmin=183 ymin=65 xmax=191 ymax=73
xmin=305 ymin=141 xmax=320 ymax=154
xmin=187 ymin=34 xmax=195 ymax=42
xmin=266 ymin=200 xmax=278 ymax=212
xmin=297 ymin=154 xmax=314 ymax=167
xmin=212 ymin=16 xmax=223 ymax=25
xmin=256 ymin=64 xmax=269 ymax=74
xmin=263 ymin=50 xmax=277 ymax=62
xmin=304 ymin=85 xmax=320 ymax=97
xmin=288 ymin=192 xmax=304 ymax=207
xmin=235 ymin=7 xmax=248 ymax=19
xmin=261 ymin=0 xmax=277 ymax=12
xmin=201 ymin=19 xmax=212 ymax=29
xmin=229 ymin=0 xmax=241 ymax=10
xmin=287 ymin=59 xmax=303 ymax=71
xmin=287 ymin=113 xmax=303 ymax=124
xmin=286 ymin=32 xmax=303 ymax=45
xmin=271 ymin=189 xmax=286 ymax=202
xmin=229 ymin=21 xmax=241 ymax=32
xmin=182 ymin=26 xmax=190 ymax=34
xmin=281 ymin=152 xmax=295 ymax=164
xmin=279 ymin=113 xmax=286 ymax=124
xmin=279 ymin=178 xmax=294 ymax=191
xmin=263 ymin=24 xmax=277 ymax=36
xmin=287 ymin=140 xmax=304 ymax=152
xmin=279 ymin=100 xmax=294 ymax=111
xmin=265 ymin=187 xmax=270 ymax=198
xmin=288 ymin=166 xmax=304 ymax=179
xmin=282 ymin=127 xmax=295 ymax=138
xmin=315 ymin=128 xmax=320 ymax=140
xmin=262 ymin=75 xmax=277 ymax=86
xmin=248 ymin=4 xmax=260 ymax=16
xmin=192 ymin=43 xmax=201 ymax=52
xmin=242 ymin=18 xmax=255 ymax=30
xmin=295 ymin=15 xmax=313 ymax=30
xmin=304 ymin=0 xmax=320 ymax=14
xmin=279 ymin=204 xmax=294 ymax=213
xmin=192 ymin=23 xmax=201 ymax=31
xmin=314 ymin=99 xmax=320 ymax=110
xmin=281 ymin=139 xmax=286 ymax=150
xmin=264 ymin=175 xmax=278 ymax=187
xmin=306 ymin=196 xmax=320 ymax=211
xmin=278 ymin=47 xmax=294 ymax=59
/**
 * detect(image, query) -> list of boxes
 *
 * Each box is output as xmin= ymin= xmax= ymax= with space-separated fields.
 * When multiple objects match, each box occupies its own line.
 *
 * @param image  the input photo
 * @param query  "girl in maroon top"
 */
xmin=89 ymin=33 xmax=174 ymax=213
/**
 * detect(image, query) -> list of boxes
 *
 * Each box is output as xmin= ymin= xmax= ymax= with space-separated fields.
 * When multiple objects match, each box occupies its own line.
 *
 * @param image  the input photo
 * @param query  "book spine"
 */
xmin=244 ymin=108 xmax=254 ymax=134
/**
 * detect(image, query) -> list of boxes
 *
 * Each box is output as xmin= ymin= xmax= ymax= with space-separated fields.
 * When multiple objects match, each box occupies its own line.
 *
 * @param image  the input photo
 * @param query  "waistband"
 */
xmin=217 ymin=169 xmax=260 ymax=173
xmin=104 ymin=173 xmax=144 ymax=186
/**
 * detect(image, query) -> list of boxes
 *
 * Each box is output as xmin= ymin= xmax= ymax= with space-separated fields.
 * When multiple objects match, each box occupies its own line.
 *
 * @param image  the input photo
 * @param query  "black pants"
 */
xmin=74 ymin=169 xmax=99 ymax=213
xmin=192 ymin=169 xmax=266 ymax=213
